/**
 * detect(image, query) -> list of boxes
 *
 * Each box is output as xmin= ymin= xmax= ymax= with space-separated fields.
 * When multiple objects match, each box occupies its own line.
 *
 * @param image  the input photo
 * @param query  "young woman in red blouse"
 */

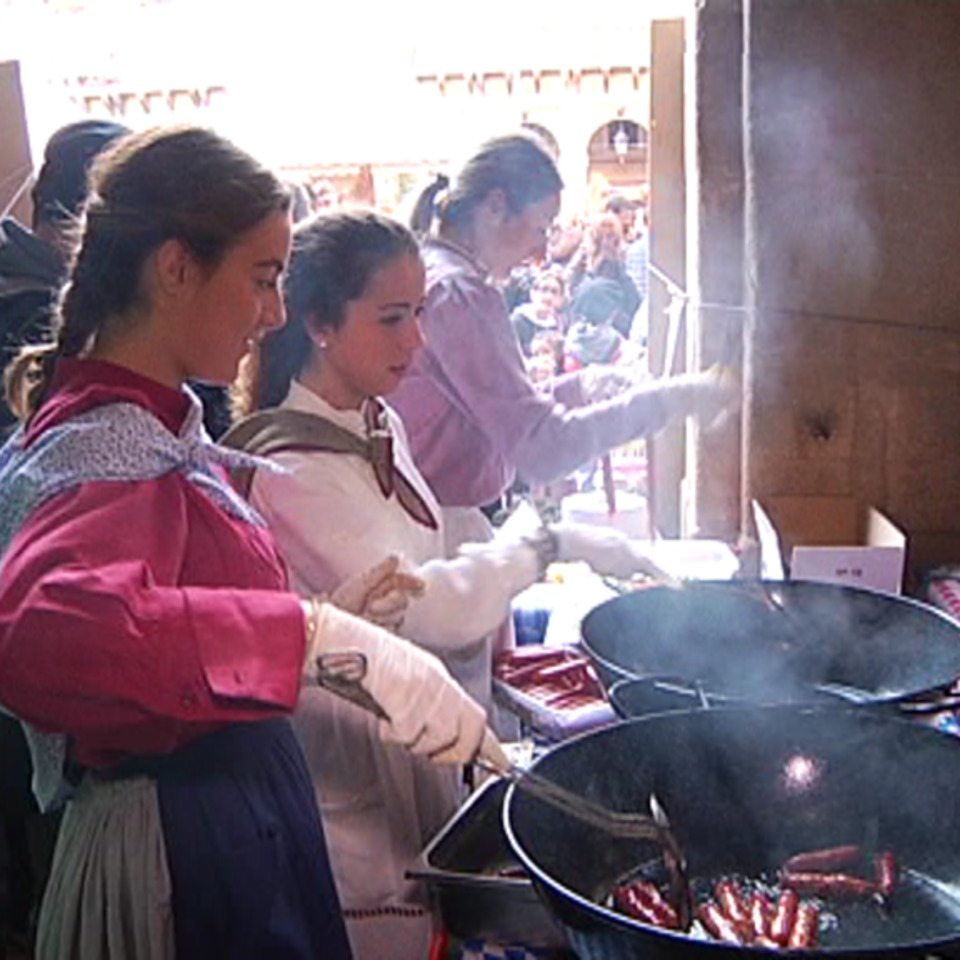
xmin=0 ymin=126 xmax=499 ymax=960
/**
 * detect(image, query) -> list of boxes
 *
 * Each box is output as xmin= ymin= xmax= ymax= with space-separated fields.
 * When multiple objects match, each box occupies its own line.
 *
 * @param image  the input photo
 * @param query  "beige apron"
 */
xmin=36 ymin=774 xmax=174 ymax=960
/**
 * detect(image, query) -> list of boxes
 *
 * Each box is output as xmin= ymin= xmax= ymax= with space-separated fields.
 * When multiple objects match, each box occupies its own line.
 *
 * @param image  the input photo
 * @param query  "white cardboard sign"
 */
xmin=791 ymin=546 xmax=905 ymax=595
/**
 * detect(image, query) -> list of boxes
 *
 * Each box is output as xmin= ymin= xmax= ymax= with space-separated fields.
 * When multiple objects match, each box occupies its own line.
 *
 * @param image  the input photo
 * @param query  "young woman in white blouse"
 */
xmin=230 ymin=209 xmax=672 ymax=958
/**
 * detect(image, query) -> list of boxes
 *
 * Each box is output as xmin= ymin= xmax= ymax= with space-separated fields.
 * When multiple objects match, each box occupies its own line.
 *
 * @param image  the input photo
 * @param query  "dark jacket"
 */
xmin=0 ymin=220 xmax=232 ymax=439
xmin=0 ymin=218 xmax=65 ymax=433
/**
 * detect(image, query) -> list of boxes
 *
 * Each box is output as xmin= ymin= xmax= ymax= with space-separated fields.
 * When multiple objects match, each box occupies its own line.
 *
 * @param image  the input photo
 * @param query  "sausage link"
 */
xmin=614 ymin=885 xmax=661 ymax=926
xmin=614 ymin=881 xmax=678 ymax=929
xmin=782 ymin=844 xmax=862 ymax=875
xmin=750 ymin=891 xmax=774 ymax=940
xmin=630 ymin=880 xmax=679 ymax=929
xmin=786 ymin=901 xmax=819 ymax=950
xmin=770 ymin=889 xmax=799 ymax=946
xmin=781 ymin=871 xmax=878 ymax=899
xmin=494 ymin=652 xmax=572 ymax=685
xmin=874 ymin=852 xmax=898 ymax=898
xmin=697 ymin=901 xmax=746 ymax=945
xmin=714 ymin=879 xmax=753 ymax=940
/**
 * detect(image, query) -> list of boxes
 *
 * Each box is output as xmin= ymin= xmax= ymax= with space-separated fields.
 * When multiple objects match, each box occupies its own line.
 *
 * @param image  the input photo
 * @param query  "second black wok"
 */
xmin=581 ymin=580 xmax=960 ymax=705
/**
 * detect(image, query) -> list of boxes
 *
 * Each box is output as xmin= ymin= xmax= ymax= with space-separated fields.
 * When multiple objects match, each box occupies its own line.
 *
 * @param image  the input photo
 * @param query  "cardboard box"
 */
xmin=752 ymin=496 xmax=906 ymax=594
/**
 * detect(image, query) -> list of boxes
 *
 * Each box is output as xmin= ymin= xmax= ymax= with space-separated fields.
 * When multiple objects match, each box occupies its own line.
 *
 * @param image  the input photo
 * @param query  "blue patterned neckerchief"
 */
xmin=0 ymin=389 xmax=279 ymax=811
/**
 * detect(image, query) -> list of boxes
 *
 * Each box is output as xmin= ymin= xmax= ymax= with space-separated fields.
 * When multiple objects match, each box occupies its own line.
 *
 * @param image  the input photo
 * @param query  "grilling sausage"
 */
xmin=714 ymin=880 xmax=752 ymax=940
xmin=749 ymin=891 xmax=774 ymax=940
xmin=614 ymin=881 xmax=679 ymax=929
xmin=781 ymin=872 xmax=878 ymax=899
xmin=770 ymin=889 xmax=799 ymax=946
xmin=614 ymin=884 xmax=662 ymax=926
xmin=874 ymin=852 xmax=898 ymax=898
xmin=782 ymin=844 xmax=862 ymax=875
xmin=697 ymin=902 xmax=745 ymax=945
xmin=787 ymin=902 xmax=820 ymax=950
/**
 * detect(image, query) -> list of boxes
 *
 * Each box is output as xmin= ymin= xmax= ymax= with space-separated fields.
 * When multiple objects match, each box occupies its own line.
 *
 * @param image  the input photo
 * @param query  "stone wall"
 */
xmin=692 ymin=0 xmax=960 ymax=578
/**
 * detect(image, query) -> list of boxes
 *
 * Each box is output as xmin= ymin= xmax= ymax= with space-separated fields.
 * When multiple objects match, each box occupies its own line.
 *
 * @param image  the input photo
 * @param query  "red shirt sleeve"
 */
xmin=0 ymin=474 xmax=307 ymax=766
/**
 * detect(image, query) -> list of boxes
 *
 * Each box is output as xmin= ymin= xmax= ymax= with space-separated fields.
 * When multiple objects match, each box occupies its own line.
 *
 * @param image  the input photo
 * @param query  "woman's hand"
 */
xmin=302 ymin=601 xmax=499 ymax=765
xmin=693 ymin=364 xmax=741 ymax=430
xmin=550 ymin=522 xmax=681 ymax=585
xmin=656 ymin=364 xmax=741 ymax=432
xmin=329 ymin=555 xmax=425 ymax=632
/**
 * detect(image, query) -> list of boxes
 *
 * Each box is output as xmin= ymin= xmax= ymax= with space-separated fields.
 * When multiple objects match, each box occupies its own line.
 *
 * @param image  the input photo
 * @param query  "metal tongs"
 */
xmin=315 ymin=652 xmax=678 ymax=850
xmin=475 ymin=756 xmax=673 ymax=845
xmin=475 ymin=754 xmax=693 ymax=928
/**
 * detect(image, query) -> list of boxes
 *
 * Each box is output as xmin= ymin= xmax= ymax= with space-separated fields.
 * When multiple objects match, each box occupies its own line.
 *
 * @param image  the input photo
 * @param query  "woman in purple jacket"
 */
xmin=393 ymin=134 xmax=735 ymax=541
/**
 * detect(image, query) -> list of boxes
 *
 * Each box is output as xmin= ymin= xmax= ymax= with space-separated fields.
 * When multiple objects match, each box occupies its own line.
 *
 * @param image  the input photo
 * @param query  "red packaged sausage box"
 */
xmin=492 ymin=645 xmax=617 ymax=741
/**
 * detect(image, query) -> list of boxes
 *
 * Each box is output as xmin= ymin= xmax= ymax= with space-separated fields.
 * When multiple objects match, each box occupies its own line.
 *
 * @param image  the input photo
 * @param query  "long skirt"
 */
xmin=37 ymin=718 xmax=352 ymax=960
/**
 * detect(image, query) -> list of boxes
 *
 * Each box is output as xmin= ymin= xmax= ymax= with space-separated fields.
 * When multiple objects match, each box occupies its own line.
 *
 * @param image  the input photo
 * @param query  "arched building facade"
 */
xmin=7 ymin=1 xmax=663 ymax=219
xmin=382 ymin=64 xmax=652 ymax=216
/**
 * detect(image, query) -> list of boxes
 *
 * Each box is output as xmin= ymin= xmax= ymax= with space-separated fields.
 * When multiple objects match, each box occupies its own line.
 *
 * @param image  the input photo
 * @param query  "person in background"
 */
xmin=544 ymin=217 xmax=583 ymax=270
xmin=311 ymin=178 xmax=341 ymax=212
xmin=526 ymin=329 xmax=565 ymax=383
xmin=618 ymin=195 xmax=651 ymax=347
xmin=395 ymin=133 xmax=737 ymax=541
xmin=0 ymin=117 xmax=128 ymax=956
xmin=604 ymin=193 xmax=636 ymax=237
xmin=501 ymin=262 xmax=537 ymax=314
xmin=510 ymin=265 xmax=567 ymax=357
xmin=564 ymin=211 xmax=640 ymax=337
xmin=0 ymin=126 xmax=498 ymax=960
xmin=563 ymin=276 xmax=635 ymax=372
xmin=606 ymin=193 xmax=648 ymax=312
xmin=0 ymin=119 xmax=130 ymax=435
xmin=227 ymin=209 xmax=679 ymax=958
xmin=288 ymin=180 xmax=314 ymax=223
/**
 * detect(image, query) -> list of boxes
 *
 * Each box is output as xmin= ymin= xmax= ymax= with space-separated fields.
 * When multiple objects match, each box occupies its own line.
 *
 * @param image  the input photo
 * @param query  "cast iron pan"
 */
xmin=504 ymin=706 xmax=960 ymax=958
xmin=581 ymin=581 xmax=960 ymax=706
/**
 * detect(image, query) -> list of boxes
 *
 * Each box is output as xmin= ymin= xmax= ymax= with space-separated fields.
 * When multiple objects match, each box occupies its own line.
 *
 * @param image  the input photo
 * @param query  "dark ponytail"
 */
xmin=408 ymin=173 xmax=449 ymax=237
xmin=409 ymin=133 xmax=563 ymax=238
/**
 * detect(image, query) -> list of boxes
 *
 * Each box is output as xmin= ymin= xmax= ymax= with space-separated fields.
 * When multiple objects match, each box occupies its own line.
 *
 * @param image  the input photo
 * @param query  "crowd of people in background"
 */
xmin=502 ymin=192 xmax=650 ymax=389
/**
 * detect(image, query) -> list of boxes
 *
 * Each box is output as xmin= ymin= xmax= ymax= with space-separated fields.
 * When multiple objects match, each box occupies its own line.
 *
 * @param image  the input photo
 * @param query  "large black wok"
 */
xmin=504 ymin=706 xmax=960 ymax=958
xmin=581 ymin=581 xmax=960 ymax=705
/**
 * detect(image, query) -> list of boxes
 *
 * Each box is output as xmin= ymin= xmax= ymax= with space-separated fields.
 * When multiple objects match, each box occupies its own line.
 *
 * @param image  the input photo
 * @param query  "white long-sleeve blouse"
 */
xmin=247 ymin=380 xmax=539 ymax=955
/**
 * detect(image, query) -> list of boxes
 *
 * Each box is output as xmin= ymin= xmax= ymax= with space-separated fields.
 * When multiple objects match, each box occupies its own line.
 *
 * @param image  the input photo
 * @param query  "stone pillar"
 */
xmin=647 ymin=19 xmax=687 ymax=536
xmin=742 ymin=0 xmax=960 ymax=577
xmin=685 ymin=0 xmax=745 ymax=540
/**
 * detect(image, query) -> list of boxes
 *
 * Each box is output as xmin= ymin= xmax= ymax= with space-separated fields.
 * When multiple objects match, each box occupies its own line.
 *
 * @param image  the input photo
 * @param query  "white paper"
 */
xmin=751 ymin=500 xmax=786 ymax=580
xmin=791 ymin=546 xmax=904 ymax=595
